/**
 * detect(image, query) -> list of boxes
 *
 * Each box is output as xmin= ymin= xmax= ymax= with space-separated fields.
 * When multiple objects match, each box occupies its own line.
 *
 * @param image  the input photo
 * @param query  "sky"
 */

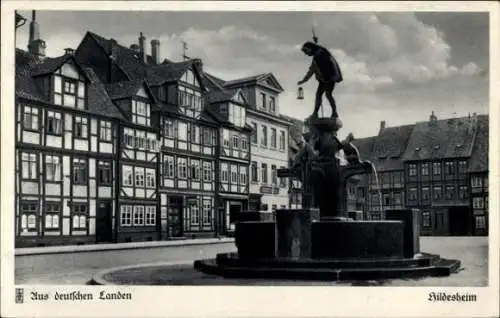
xmin=15 ymin=10 xmax=490 ymax=138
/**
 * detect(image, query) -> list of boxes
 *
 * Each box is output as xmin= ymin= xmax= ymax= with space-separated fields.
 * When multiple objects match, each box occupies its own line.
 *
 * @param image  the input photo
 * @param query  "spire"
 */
xmin=28 ymin=10 xmax=46 ymax=57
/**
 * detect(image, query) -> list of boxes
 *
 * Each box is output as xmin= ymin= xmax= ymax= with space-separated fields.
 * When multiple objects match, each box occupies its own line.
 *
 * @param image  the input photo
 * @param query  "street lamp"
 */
xmin=297 ymin=86 xmax=304 ymax=100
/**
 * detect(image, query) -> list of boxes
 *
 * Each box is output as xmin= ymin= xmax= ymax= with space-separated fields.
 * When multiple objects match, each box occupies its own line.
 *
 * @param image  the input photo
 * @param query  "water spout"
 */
xmin=369 ymin=162 xmax=384 ymax=219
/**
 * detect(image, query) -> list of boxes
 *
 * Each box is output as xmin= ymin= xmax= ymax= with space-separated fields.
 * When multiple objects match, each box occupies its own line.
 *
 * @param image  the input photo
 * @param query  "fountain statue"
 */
xmin=193 ymin=35 xmax=461 ymax=282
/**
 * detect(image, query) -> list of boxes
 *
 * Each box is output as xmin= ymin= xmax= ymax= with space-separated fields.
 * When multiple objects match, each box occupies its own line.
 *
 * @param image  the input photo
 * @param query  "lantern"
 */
xmin=297 ymin=86 xmax=304 ymax=100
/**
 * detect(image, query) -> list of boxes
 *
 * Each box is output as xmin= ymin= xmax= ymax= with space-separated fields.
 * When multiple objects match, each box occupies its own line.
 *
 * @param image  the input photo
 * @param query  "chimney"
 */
xmin=64 ymin=48 xmax=74 ymax=55
xmin=429 ymin=110 xmax=437 ymax=125
xmin=151 ymin=39 xmax=160 ymax=64
xmin=193 ymin=58 xmax=203 ymax=74
xmin=139 ymin=32 xmax=147 ymax=63
xmin=28 ymin=10 xmax=46 ymax=58
xmin=379 ymin=120 xmax=386 ymax=132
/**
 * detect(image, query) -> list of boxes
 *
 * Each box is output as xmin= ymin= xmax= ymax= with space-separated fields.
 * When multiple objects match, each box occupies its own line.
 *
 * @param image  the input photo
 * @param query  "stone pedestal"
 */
xmin=385 ymin=209 xmax=421 ymax=258
xmin=235 ymin=221 xmax=275 ymax=259
xmin=275 ymin=209 xmax=320 ymax=259
xmin=311 ymin=220 xmax=404 ymax=259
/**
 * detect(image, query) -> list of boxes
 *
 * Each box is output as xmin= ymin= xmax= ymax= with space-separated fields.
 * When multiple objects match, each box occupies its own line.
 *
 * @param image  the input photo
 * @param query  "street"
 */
xmin=15 ymin=237 xmax=488 ymax=286
xmin=15 ymin=242 xmax=236 ymax=284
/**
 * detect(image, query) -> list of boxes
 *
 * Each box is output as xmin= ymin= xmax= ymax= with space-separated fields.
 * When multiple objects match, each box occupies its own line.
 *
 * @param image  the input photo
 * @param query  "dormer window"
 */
xmin=178 ymin=85 xmax=203 ymax=118
xmin=132 ymin=99 xmax=151 ymax=126
xmin=229 ymin=103 xmax=245 ymax=127
xmin=53 ymin=62 xmax=86 ymax=109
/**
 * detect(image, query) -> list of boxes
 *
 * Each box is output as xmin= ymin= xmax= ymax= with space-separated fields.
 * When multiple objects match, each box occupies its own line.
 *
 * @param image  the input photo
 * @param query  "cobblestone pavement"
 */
xmin=15 ymin=237 xmax=488 ymax=286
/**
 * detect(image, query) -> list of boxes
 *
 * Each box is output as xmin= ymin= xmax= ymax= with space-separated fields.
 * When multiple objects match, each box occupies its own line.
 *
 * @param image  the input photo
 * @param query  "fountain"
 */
xmin=194 ymin=114 xmax=461 ymax=282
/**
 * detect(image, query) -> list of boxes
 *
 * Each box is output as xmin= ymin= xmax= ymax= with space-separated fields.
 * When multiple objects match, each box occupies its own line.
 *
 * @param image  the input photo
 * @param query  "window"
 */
xmin=269 ymin=96 xmax=276 ymax=113
xmin=132 ymin=99 xmax=151 ymax=126
xmin=145 ymin=206 xmax=156 ymax=226
xmin=260 ymin=92 xmax=266 ymax=110
xmin=221 ymin=163 xmax=229 ymax=182
xmin=53 ymin=74 xmax=85 ymax=109
xmin=445 ymin=162 xmax=455 ymax=175
xmin=229 ymin=104 xmax=245 ymax=127
xmin=409 ymin=188 xmax=417 ymax=201
xmin=21 ymin=152 xmax=37 ymax=180
xmin=120 ymin=205 xmax=132 ymax=226
xmin=74 ymin=116 xmax=88 ymax=139
xmin=190 ymin=159 xmax=200 ymax=180
xmin=422 ymin=187 xmax=430 ymax=201
xmin=471 ymin=176 xmax=482 ymax=188
xmin=272 ymin=204 xmax=277 ymax=211
xmin=261 ymin=163 xmax=268 ymax=183
xmin=46 ymin=111 xmax=62 ymax=135
xmin=433 ymin=186 xmax=442 ymax=200
xmin=473 ymin=197 xmax=484 ymax=209
xmin=122 ymin=165 xmax=133 ymax=186
xmin=251 ymin=162 xmax=258 ymax=183
xmin=135 ymin=131 xmax=146 ymax=150
xmin=20 ymin=202 xmax=38 ymax=232
xmin=421 ymin=163 xmax=429 ymax=176
xmin=261 ymin=125 xmax=267 ymax=147
xmin=45 ymin=155 xmax=61 ymax=182
xmin=279 ymin=131 xmax=286 ymax=151
xmin=459 ymin=186 xmax=468 ymax=200
xmin=458 ymin=160 xmax=467 ymax=174
xmin=270 ymin=128 xmax=277 ymax=148
xmin=262 ymin=204 xmax=269 ymax=211
xmin=251 ymin=122 xmax=258 ymax=144
xmin=72 ymin=204 xmax=87 ymax=230
xmin=97 ymin=161 xmax=111 ymax=185
xmin=178 ymin=157 xmax=187 ymax=179
xmin=44 ymin=202 xmax=61 ymax=229
xmin=240 ymin=166 xmax=247 ymax=185
xmin=164 ymin=119 xmax=176 ymax=138
xmin=393 ymin=172 xmax=402 ymax=186
xmin=100 ymin=121 xmax=112 ymax=142
xmin=394 ymin=192 xmax=402 ymax=205
xmin=190 ymin=203 xmax=200 ymax=225
xmin=202 ymin=199 xmax=212 ymax=225
xmin=232 ymin=135 xmax=239 ymax=149
xmin=422 ymin=211 xmax=431 ymax=228
xmin=73 ymin=158 xmax=87 ymax=184
xmin=241 ymin=137 xmax=248 ymax=151
xmin=409 ymin=164 xmax=417 ymax=177
xmin=445 ymin=186 xmax=455 ymax=200
xmin=124 ymin=128 xmax=135 ymax=148
xmin=223 ymin=130 xmax=230 ymax=148
xmin=23 ymin=106 xmax=39 ymax=131
xmin=178 ymin=122 xmax=188 ymax=141
xmin=158 ymin=86 xmax=167 ymax=101
xmin=202 ymin=128 xmax=213 ymax=146
xmin=279 ymin=166 xmax=287 ymax=187
xmin=432 ymin=162 xmax=441 ymax=175
xmin=271 ymin=165 xmax=277 ymax=185
xmin=190 ymin=124 xmax=200 ymax=144
xmin=146 ymin=169 xmax=156 ymax=188
xmin=203 ymin=162 xmax=212 ymax=182
xmin=133 ymin=206 xmax=145 ymax=225
xmin=231 ymin=165 xmax=238 ymax=184
xmin=164 ymin=156 xmax=175 ymax=179
xmin=178 ymin=86 xmax=203 ymax=118
xmin=475 ymin=215 xmax=486 ymax=229
xmin=135 ymin=167 xmax=145 ymax=187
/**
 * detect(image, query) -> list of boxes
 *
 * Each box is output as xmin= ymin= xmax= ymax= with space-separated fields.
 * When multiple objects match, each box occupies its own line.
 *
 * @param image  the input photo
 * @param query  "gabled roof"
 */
xmin=468 ymin=115 xmax=489 ymax=172
xmin=16 ymin=49 xmax=124 ymax=120
xmin=224 ymin=72 xmax=284 ymax=93
xmin=204 ymin=72 xmax=226 ymax=90
xmin=372 ymin=124 xmax=414 ymax=171
xmin=30 ymin=54 xmax=90 ymax=82
xmin=351 ymin=136 xmax=376 ymax=161
xmin=401 ymin=117 xmax=477 ymax=162
xmin=105 ymin=80 xmax=152 ymax=100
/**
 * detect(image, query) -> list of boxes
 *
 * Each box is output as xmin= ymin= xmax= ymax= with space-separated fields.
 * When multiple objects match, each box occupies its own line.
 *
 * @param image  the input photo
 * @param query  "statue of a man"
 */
xmin=297 ymin=42 xmax=343 ymax=119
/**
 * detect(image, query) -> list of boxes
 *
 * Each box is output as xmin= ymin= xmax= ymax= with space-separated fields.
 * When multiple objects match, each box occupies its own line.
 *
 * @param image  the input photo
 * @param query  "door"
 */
xmin=449 ymin=207 xmax=470 ymax=236
xmin=96 ymin=201 xmax=112 ymax=243
xmin=228 ymin=202 xmax=242 ymax=232
xmin=434 ymin=210 xmax=449 ymax=236
xmin=168 ymin=196 xmax=183 ymax=237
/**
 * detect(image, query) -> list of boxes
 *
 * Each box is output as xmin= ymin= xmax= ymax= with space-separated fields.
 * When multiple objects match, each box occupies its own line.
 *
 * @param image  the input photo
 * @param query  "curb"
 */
xmin=16 ymin=238 xmax=235 ymax=256
xmin=89 ymin=260 xmax=196 ymax=285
